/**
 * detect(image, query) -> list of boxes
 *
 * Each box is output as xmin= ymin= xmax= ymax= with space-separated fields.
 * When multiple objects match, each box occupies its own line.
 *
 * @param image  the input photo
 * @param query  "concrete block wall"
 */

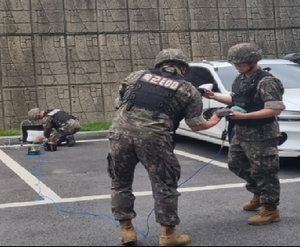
xmin=1 ymin=0 xmax=300 ymax=129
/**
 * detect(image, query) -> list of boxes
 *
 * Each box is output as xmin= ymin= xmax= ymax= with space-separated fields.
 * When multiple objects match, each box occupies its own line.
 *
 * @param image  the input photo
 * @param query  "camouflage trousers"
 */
xmin=107 ymin=132 xmax=181 ymax=226
xmin=228 ymin=135 xmax=280 ymax=206
xmin=48 ymin=119 xmax=80 ymax=144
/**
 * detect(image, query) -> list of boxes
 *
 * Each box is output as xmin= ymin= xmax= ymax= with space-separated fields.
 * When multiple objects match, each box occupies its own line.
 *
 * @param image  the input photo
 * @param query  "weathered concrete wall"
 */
xmin=1 ymin=0 xmax=300 ymax=129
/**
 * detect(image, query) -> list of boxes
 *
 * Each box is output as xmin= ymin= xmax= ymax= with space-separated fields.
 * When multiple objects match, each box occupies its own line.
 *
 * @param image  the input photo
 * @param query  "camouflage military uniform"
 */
xmin=108 ymin=67 xmax=206 ymax=226
xmin=42 ymin=110 xmax=81 ymax=144
xmin=228 ymin=70 xmax=285 ymax=206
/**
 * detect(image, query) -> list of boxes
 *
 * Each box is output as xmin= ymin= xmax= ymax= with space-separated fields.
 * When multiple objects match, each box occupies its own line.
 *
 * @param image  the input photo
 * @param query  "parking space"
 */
xmin=0 ymin=138 xmax=300 ymax=246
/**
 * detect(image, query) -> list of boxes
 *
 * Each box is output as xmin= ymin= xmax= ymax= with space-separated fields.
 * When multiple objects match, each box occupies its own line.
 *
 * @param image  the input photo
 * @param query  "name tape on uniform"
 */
xmin=140 ymin=73 xmax=181 ymax=91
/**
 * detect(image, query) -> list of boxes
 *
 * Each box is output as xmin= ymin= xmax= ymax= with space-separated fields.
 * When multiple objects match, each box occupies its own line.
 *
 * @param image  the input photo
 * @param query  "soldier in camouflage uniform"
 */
xmin=203 ymin=42 xmax=285 ymax=225
xmin=107 ymin=48 xmax=221 ymax=246
xmin=28 ymin=108 xmax=80 ymax=149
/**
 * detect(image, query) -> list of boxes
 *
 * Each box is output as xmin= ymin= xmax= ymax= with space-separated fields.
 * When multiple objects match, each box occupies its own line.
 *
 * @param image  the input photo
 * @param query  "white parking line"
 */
xmin=0 ymin=177 xmax=299 ymax=209
xmin=0 ymin=138 xmax=299 ymax=210
xmin=174 ymin=149 xmax=228 ymax=169
xmin=0 ymin=149 xmax=61 ymax=202
xmin=0 ymin=183 xmax=247 ymax=209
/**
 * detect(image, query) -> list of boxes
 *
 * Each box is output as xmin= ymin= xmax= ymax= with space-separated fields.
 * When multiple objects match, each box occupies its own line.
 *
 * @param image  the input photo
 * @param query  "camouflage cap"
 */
xmin=227 ymin=42 xmax=262 ymax=64
xmin=28 ymin=108 xmax=40 ymax=121
xmin=154 ymin=48 xmax=189 ymax=68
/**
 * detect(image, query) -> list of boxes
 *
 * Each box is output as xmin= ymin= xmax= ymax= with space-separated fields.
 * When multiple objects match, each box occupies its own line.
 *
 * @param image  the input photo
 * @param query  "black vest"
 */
xmin=124 ymin=67 xmax=185 ymax=130
xmin=231 ymin=70 xmax=275 ymax=126
xmin=45 ymin=109 xmax=75 ymax=129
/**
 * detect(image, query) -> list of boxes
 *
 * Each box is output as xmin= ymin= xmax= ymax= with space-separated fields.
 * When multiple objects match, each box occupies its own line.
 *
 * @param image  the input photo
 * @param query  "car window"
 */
xmin=184 ymin=66 xmax=215 ymax=88
xmin=216 ymin=63 xmax=300 ymax=91
xmin=215 ymin=66 xmax=238 ymax=91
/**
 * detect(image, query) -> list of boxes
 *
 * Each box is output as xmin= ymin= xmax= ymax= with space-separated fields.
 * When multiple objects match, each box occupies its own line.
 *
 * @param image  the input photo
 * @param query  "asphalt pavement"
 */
xmin=0 ymin=132 xmax=300 ymax=246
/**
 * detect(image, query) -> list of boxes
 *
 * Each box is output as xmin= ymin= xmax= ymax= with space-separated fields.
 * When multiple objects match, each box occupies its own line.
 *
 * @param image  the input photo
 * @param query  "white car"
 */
xmin=176 ymin=59 xmax=300 ymax=158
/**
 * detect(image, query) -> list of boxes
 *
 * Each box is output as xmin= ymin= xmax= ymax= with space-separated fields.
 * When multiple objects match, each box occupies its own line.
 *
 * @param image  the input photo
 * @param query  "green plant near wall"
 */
xmin=1 ymin=129 xmax=21 ymax=136
xmin=80 ymin=121 xmax=111 ymax=131
xmin=0 ymin=121 xmax=111 ymax=136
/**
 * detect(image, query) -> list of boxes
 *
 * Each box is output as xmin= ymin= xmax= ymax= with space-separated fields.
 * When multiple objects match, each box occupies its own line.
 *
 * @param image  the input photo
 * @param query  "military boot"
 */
xmin=44 ymin=141 xmax=57 ymax=151
xmin=247 ymin=206 xmax=280 ymax=225
xmin=158 ymin=225 xmax=190 ymax=246
xmin=242 ymin=193 xmax=261 ymax=211
xmin=119 ymin=220 xmax=137 ymax=245
xmin=66 ymin=135 xmax=76 ymax=147
xmin=57 ymin=136 xmax=67 ymax=146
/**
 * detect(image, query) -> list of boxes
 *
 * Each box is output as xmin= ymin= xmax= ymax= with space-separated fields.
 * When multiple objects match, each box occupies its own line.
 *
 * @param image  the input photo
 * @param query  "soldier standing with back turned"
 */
xmin=107 ymin=48 xmax=221 ymax=246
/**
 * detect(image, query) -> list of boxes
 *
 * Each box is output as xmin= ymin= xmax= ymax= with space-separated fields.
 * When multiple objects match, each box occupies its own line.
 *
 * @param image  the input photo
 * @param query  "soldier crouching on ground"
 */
xmin=107 ymin=48 xmax=222 ymax=246
xmin=27 ymin=108 xmax=81 ymax=150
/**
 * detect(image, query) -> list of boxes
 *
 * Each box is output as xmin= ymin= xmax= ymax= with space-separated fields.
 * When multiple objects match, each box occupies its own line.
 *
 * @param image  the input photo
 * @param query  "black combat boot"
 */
xmin=57 ymin=138 xmax=63 ymax=146
xmin=65 ymin=135 xmax=76 ymax=147
xmin=44 ymin=141 xmax=57 ymax=151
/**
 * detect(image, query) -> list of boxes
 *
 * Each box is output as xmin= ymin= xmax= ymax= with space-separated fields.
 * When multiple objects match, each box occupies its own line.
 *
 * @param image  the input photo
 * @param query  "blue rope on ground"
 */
xmin=28 ymin=143 xmax=223 ymax=238
xmin=142 ymin=146 xmax=224 ymax=238
xmin=29 ymin=145 xmax=121 ymax=224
